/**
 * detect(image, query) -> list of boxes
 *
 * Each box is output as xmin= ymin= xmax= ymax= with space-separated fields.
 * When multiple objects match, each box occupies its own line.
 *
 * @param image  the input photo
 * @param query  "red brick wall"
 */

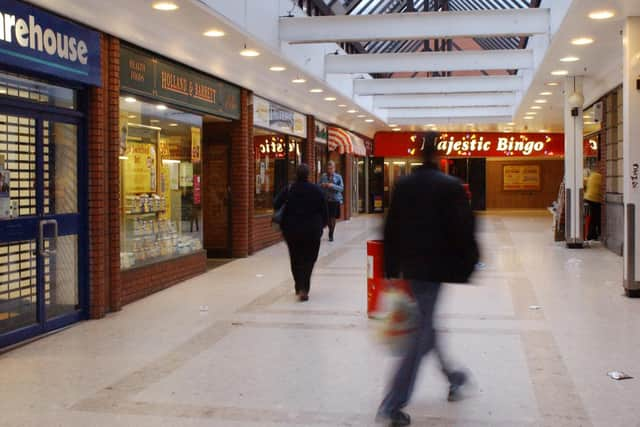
xmin=88 ymin=34 xmax=109 ymax=319
xmin=121 ymin=252 xmax=207 ymax=305
xmin=252 ymin=215 xmax=283 ymax=252
xmin=231 ymin=90 xmax=250 ymax=258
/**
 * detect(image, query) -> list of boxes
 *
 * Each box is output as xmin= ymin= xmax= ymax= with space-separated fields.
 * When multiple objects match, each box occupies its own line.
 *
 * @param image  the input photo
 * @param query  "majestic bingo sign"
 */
xmin=374 ymin=132 xmax=565 ymax=158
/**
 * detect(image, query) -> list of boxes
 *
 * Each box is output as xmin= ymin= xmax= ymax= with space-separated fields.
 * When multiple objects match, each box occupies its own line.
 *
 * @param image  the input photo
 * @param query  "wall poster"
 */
xmin=503 ymin=165 xmax=541 ymax=191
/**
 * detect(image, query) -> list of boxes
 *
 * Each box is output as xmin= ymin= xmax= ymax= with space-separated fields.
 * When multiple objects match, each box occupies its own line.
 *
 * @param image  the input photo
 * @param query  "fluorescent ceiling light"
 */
xmin=589 ymin=10 xmax=615 ymax=20
xmin=203 ymin=29 xmax=225 ymax=37
xmin=527 ymin=111 xmax=537 ymax=115
xmin=338 ymin=104 xmax=347 ymax=108
xmin=506 ymin=122 xmax=515 ymax=126
xmin=560 ymin=56 xmax=580 ymax=63
xmin=310 ymin=88 xmax=323 ymax=93
xmin=546 ymin=82 xmax=560 ymax=86
xmin=539 ymin=129 xmax=549 ymax=132
xmin=534 ymin=99 xmax=547 ymax=104
xmin=269 ymin=65 xmax=286 ymax=72
xmin=292 ymin=77 xmax=306 ymax=84
xmin=156 ymin=104 xmax=167 ymax=110
xmin=524 ymin=116 xmax=535 ymax=120
xmin=124 ymin=97 xmax=137 ymax=103
xmin=551 ymin=70 xmax=569 ymax=76
xmin=571 ymin=37 xmax=594 ymax=46
xmin=357 ymin=114 xmax=366 ymax=118
xmin=128 ymin=115 xmax=137 ymax=119
xmin=324 ymin=97 xmax=337 ymax=101
xmin=531 ymin=106 xmax=542 ymax=110
xmin=153 ymin=2 xmax=179 ymax=11
xmin=365 ymin=119 xmax=374 ymax=123
xmin=347 ymin=109 xmax=358 ymax=114
xmin=540 ymin=91 xmax=553 ymax=96
xmin=392 ymin=128 xmax=402 ymax=131
xmin=169 ymin=123 xmax=178 ymax=127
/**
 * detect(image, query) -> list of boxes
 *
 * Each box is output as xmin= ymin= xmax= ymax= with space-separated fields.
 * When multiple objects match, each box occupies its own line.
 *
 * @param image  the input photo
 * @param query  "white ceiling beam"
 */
xmin=326 ymin=50 xmax=533 ymax=74
xmin=390 ymin=116 xmax=514 ymax=125
xmin=374 ymin=93 xmax=515 ymax=109
xmin=355 ymin=76 xmax=522 ymax=95
xmin=387 ymin=106 xmax=513 ymax=119
xmin=280 ymin=9 xmax=549 ymax=44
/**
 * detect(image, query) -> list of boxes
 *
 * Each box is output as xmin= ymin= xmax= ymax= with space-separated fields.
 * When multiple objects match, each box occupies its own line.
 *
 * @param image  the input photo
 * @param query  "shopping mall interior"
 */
xmin=1 ymin=0 xmax=640 ymax=426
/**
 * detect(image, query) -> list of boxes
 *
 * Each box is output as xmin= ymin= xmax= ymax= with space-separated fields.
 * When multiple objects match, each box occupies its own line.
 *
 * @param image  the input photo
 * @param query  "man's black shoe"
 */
xmin=447 ymin=371 xmax=468 ymax=402
xmin=376 ymin=410 xmax=411 ymax=427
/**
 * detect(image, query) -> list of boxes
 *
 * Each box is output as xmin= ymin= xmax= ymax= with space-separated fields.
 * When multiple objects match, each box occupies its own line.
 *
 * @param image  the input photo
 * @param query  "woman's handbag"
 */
xmin=271 ymin=185 xmax=291 ymax=231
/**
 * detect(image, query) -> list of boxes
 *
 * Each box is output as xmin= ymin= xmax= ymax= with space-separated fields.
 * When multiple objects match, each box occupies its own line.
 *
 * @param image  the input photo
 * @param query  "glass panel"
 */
xmin=253 ymin=129 xmax=287 ymax=214
xmin=0 ymin=114 xmax=36 ymax=218
xmin=0 ymin=72 xmax=76 ymax=110
xmin=44 ymin=122 xmax=78 ymax=215
xmin=0 ymin=240 xmax=37 ymax=334
xmin=45 ymin=235 xmax=78 ymax=320
xmin=119 ymin=95 xmax=204 ymax=270
xmin=287 ymin=136 xmax=303 ymax=186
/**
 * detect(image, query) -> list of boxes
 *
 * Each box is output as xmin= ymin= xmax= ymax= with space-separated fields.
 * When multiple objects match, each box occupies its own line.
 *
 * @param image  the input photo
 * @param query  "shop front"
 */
xmin=374 ymin=131 xmax=566 ymax=211
xmin=252 ymin=96 xmax=307 ymax=251
xmin=315 ymin=120 xmax=328 ymax=183
xmin=118 ymin=44 xmax=241 ymax=303
xmin=0 ymin=0 xmax=102 ymax=348
xmin=328 ymin=127 xmax=367 ymax=219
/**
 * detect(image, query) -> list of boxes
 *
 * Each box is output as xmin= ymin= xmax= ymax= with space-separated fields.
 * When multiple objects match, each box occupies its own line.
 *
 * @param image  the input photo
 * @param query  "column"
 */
xmin=623 ymin=17 xmax=640 ymax=297
xmin=231 ymin=89 xmax=250 ymax=258
xmin=306 ymin=116 xmax=316 ymax=182
xmin=564 ymin=75 xmax=585 ymax=248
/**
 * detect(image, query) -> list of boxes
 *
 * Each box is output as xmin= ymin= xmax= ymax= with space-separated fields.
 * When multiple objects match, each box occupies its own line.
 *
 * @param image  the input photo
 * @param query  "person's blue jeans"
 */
xmin=379 ymin=280 xmax=455 ymax=415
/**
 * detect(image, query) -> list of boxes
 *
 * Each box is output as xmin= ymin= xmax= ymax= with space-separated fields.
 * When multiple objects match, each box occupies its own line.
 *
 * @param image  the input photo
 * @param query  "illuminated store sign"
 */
xmin=374 ymin=132 xmax=565 ymax=158
xmin=0 ymin=0 xmax=101 ymax=85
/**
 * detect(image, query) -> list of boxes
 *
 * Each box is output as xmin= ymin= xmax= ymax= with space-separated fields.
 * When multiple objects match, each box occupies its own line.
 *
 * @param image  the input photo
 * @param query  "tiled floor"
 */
xmin=1 ymin=213 xmax=639 ymax=427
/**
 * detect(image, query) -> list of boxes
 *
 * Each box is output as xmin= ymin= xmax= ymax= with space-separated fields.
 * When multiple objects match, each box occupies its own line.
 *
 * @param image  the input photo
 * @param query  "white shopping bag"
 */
xmin=376 ymin=288 xmax=419 ymax=356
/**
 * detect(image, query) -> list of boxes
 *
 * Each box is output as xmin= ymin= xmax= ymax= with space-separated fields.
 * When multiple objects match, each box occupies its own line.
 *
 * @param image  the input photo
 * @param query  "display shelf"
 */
xmin=124 ymin=210 xmax=166 ymax=216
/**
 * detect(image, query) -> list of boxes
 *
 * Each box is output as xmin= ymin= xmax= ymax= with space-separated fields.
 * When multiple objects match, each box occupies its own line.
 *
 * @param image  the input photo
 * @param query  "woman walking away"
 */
xmin=274 ymin=164 xmax=329 ymax=301
xmin=319 ymin=160 xmax=344 ymax=241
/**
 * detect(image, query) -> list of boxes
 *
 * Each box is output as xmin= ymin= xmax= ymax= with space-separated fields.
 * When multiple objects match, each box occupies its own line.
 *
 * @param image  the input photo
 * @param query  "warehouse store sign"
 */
xmin=0 ymin=0 xmax=101 ymax=86
xmin=121 ymin=45 xmax=240 ymax=120
xmin=374 ymin=132 xmax=565 ymax=158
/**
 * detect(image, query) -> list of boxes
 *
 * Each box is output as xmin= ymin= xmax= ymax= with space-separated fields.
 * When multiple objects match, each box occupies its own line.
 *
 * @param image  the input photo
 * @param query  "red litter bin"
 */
xmin=367 ymin=240 xmax=412 ymax=318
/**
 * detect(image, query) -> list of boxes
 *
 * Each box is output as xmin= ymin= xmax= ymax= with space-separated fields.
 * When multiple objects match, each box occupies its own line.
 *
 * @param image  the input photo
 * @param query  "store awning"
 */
xmin=329 ymin=127 xmax=367 ymax=157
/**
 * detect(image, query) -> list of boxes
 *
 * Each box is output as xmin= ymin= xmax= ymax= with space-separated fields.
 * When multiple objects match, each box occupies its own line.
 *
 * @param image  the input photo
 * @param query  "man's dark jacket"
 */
xmin=384 ymin=166 xmax=479 ymax=284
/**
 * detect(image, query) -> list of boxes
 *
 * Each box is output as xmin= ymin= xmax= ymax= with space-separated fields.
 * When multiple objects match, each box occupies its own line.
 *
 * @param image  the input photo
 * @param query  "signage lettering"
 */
xmin=375 ymin=132 xmax=564 ymax=158
xmin=121 ymin=45 xmax=240 ymax=119
xmin=0 ymin=1 xmax=100 ymax=86
xmin=632 ymin=163 xmax=639 ymax=190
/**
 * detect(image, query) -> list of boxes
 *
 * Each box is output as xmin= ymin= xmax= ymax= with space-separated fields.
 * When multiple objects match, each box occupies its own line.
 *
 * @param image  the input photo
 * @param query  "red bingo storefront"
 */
xmin=372 ymin=131 xmax=566 ymax=211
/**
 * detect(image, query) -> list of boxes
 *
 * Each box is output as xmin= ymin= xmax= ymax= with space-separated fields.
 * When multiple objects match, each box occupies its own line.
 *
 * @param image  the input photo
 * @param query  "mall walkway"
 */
xmin=1 ymin=213 xmax=639 ymax=427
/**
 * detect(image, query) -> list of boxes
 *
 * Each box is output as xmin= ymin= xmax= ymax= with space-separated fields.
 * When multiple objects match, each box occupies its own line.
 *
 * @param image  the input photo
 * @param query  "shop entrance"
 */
xmin=448 ymin=158 xmax=487 ymax=211
xmin=0 ymin=107 xmax=86 ymax=348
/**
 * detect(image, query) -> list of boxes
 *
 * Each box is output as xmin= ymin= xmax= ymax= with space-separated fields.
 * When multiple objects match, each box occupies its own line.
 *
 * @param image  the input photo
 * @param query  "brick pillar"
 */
xmin=306 ymin=116 xmax=316 ymax=182
xmin=107 ymin=36 xmax=122 ymax=312
xmin=88 ymin=35 xmax=109 ymax=319
xmin=247 ymin=93 xmax=255 ymax=254
xmin=231 ymin=89 xmax=250 ymax=257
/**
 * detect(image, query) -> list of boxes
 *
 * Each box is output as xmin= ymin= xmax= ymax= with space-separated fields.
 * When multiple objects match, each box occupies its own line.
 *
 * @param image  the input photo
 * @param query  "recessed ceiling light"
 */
xmin=524 ymin=116 xmax=535 ymax=120
xmin=540 ymin=91 xmax=553 ymax=96
xmin=539 ymin=129 xmax=550 ymax=133
xmin=546 ymin=82 xmax=560 ymax=86
xmin=589 ymin=10 xmax=615 ymax=20
xmin=310 ymin=88 xmax=324 ymax=93
xmin=292 ymin=77 xmax=306 ymax=84
xmin=365 ymin=119 xmax=374 ymax=123
xmin=392 ymin=127 xmax=402 ymax=131
xmin=324 ymin=96 xmax=337 ymax=101
xmin=124 ymin=97 xmax=137 ymax=103
xmin=169 ymin=123 xmax=178 ymax=127
xmin=551 ymin=70 xmax=569 ymax=76
xmin=531 ymin=106 xmax=543 ymax=110
xmin=506 ymin=122 xmax=515 ymax=126
xmin=338 ymin=104 xmax=347 ymax=108
xmin=150 ymin=119 xmax=160 ymax=123
xmin=156 ymin=104 xmax=167 ymax=110
xmin=560 ymin=56 xmax=580 ymax=63
xmin=240 ymin=45 xmax=260 ymax=57
xmin=357 ymin=114 xmax=366 ymax=118
xmin=571 ymin=37 xmax=594 ymax=46
xmin=128 ymin=115 xmax=137 ymax=119
xmin=535 ymin=99 xmax=547 ymax=104
xmin=527 ymin=111 xmax=537 ymax=115
xmin=203 ymin=29 xmax=225 ymax=37
xmin=153 ymin=2 xmax=179 ymax=11
xmin=269 ymin=65 xmax=286 ymax=72
xmin=347 ymin=109 xmax=358 ymax=114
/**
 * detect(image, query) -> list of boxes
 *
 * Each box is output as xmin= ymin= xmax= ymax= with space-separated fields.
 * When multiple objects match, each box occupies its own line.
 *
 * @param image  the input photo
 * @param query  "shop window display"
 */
xmin=254 ymin=130 xmax=303 ymax=214
xmin=119 ymin=96 xmax=204 ymax=269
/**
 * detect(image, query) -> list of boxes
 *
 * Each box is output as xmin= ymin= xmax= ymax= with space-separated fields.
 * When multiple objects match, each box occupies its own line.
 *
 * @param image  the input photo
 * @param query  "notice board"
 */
xmin=503 ymin=165 xmax=541 ymax=191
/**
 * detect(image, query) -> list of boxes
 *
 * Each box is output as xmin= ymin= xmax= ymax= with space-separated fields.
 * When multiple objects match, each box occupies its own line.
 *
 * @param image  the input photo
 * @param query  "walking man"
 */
xmin=319 ymin=160 xmax=344 ymax=241
xmin=377 ymin=132 xmax=479 ymax=427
